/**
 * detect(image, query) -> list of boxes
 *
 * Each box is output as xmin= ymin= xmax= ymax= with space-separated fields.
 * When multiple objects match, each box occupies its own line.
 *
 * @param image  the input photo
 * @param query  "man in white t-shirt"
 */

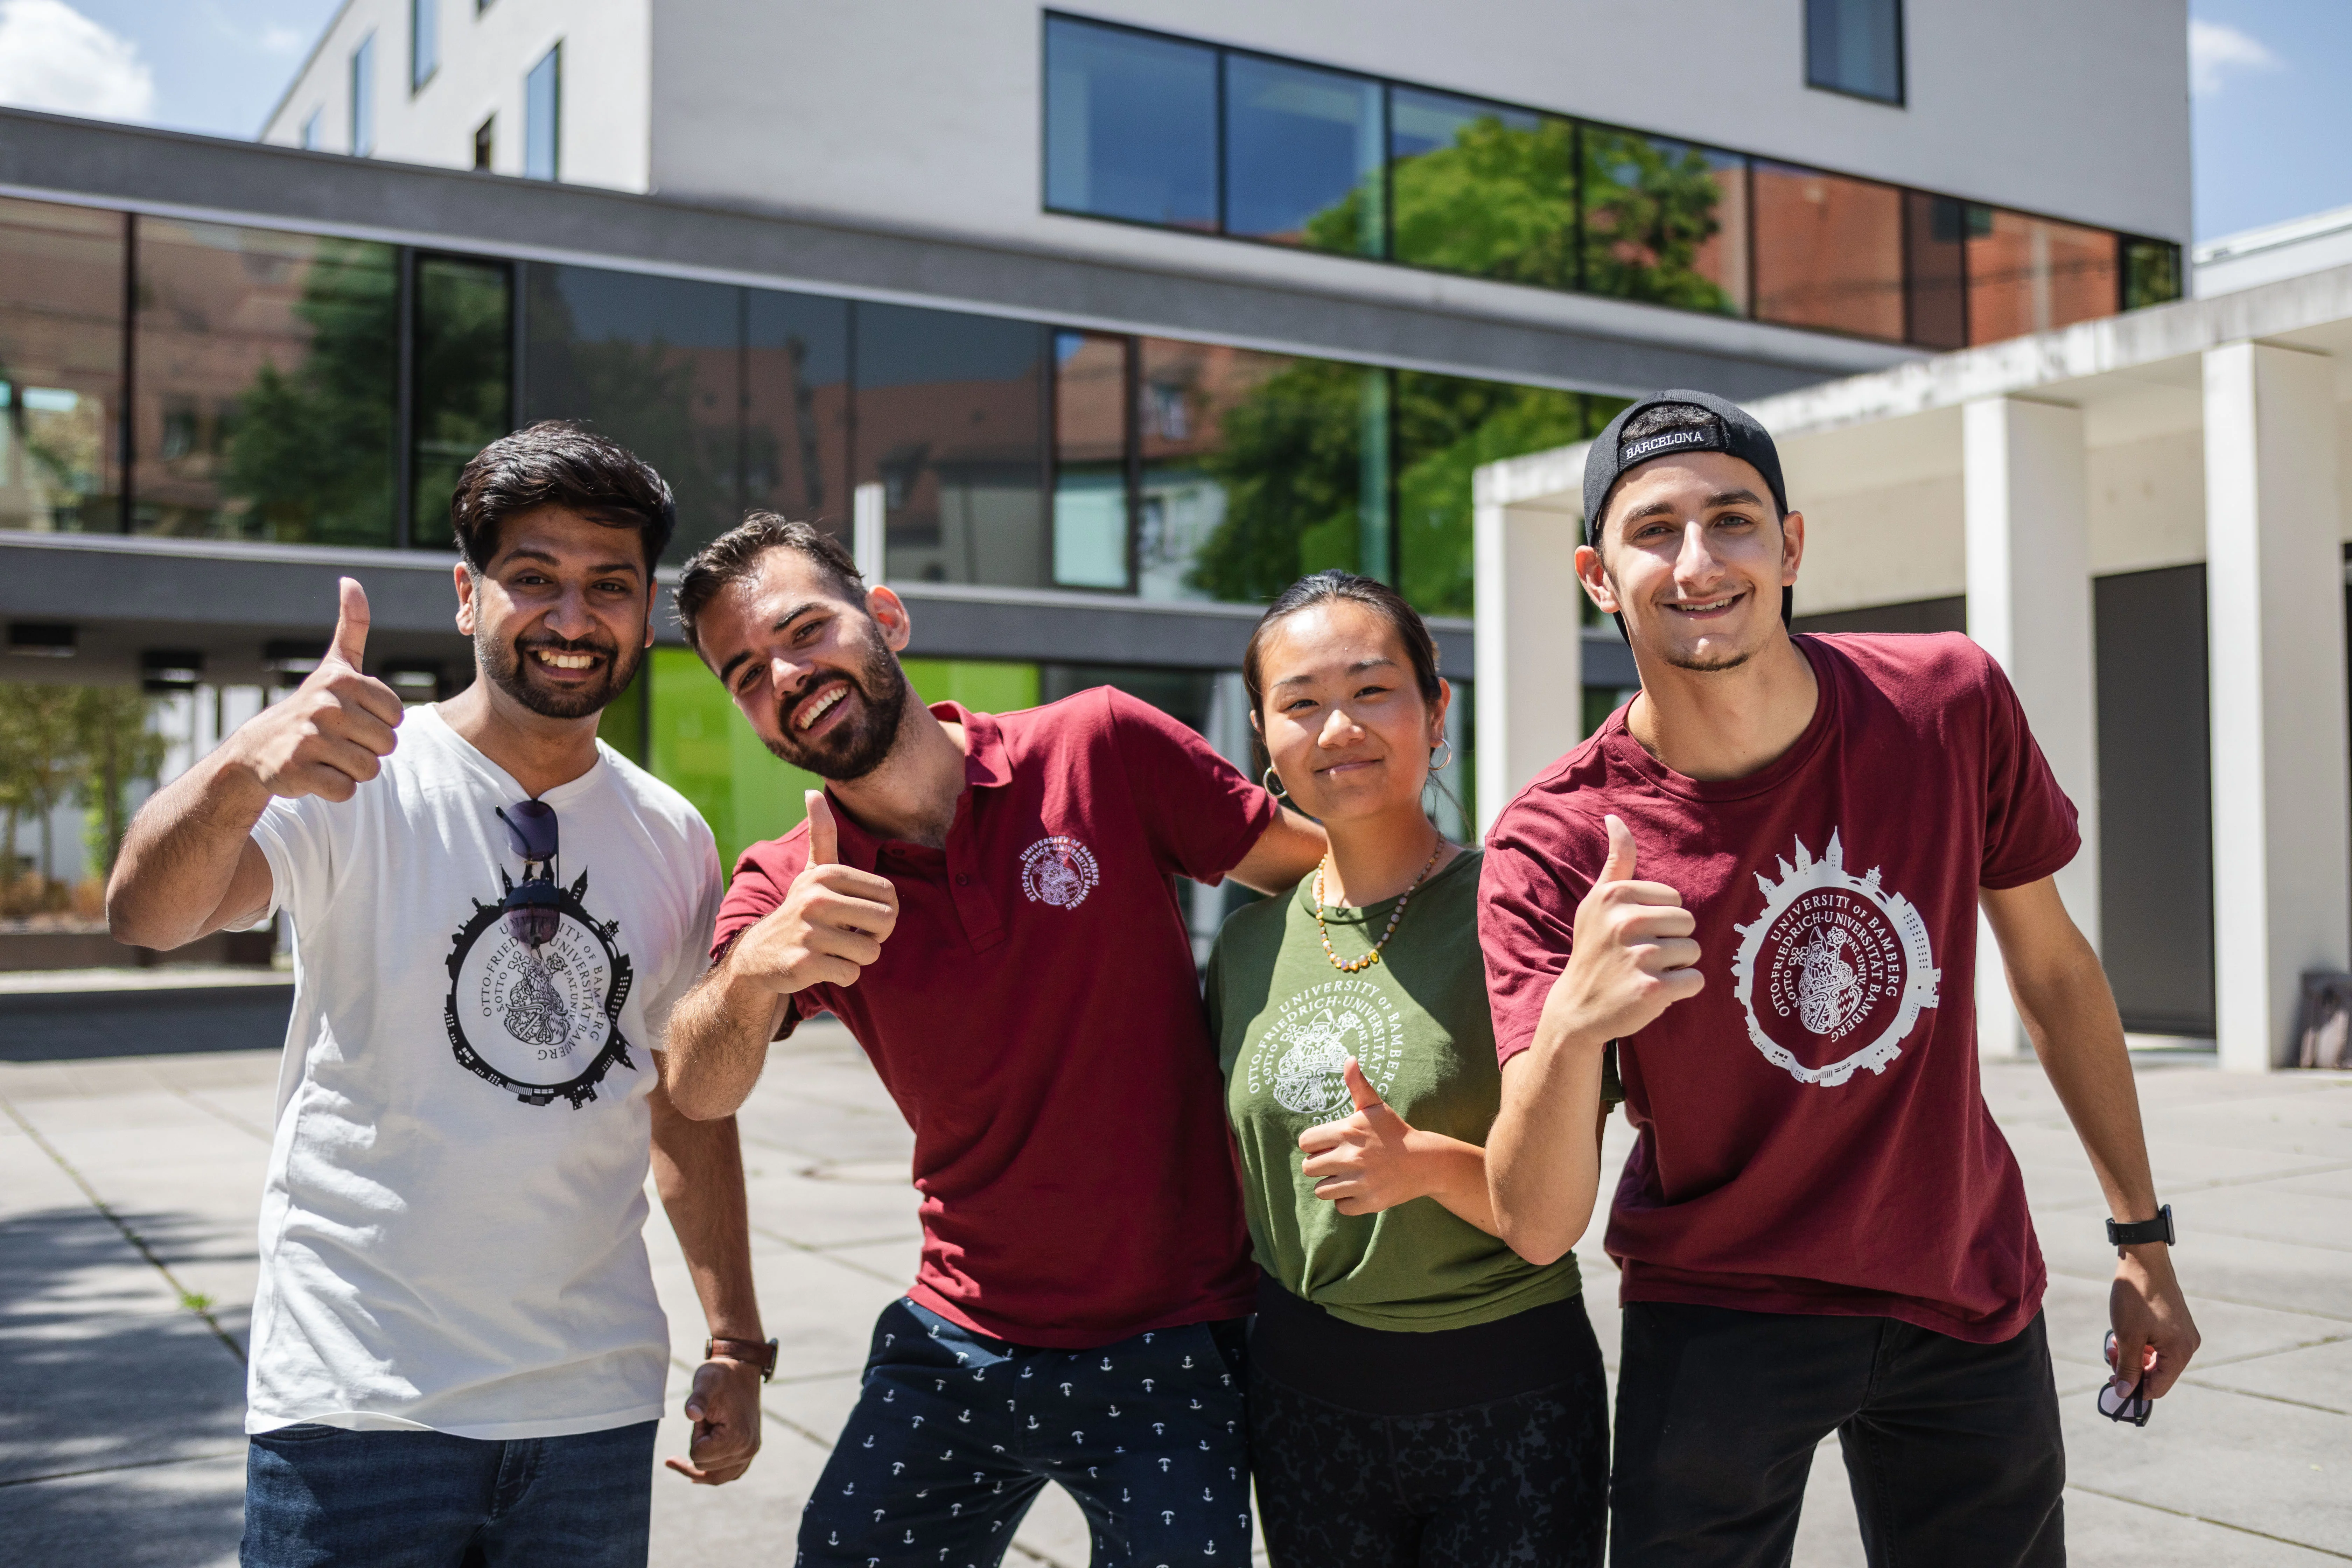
xmin=107 ymin=424 xmax=766 ymax=1566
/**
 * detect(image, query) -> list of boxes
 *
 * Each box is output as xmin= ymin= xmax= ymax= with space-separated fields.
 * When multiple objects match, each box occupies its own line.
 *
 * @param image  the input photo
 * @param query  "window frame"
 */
xmin=1803 ymin=0 xmax=1906 ymax=108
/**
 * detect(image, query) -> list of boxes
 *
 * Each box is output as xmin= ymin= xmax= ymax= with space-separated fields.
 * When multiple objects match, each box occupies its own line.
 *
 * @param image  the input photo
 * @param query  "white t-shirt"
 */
xmin=244 ymin=705 xmax=722 ymax=1439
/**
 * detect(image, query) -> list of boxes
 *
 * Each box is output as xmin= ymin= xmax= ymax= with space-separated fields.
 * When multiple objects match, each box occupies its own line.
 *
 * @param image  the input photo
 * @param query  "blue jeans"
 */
xmin=241 ymin=1419 xmax=657 ymax=1567
xmin=799 ymin=1298 xmax=1252 ymax=1567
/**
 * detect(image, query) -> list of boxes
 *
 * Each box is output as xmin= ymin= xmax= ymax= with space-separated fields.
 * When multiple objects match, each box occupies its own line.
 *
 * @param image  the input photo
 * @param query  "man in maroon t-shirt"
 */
xmin=654 ymin=514 xmax=1324 ymax=1565
xmin=1482 ymin=391 xmax=2200 ymax=1567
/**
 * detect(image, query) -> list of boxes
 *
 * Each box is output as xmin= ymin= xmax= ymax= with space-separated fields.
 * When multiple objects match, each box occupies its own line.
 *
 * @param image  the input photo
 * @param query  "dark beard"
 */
xmin=481 ymin=627 xmax=643 ymax=720
xmin=764 ymin=626 xmax=910 ymax=781
xmin=1662 ymin=644 xmax=1755 ymax=673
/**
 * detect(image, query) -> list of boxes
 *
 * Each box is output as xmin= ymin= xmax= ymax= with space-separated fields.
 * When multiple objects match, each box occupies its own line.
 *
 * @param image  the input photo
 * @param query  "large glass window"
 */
xmin=133 ymin=220 xmax=398 ymax=544
xmin=1223 ymin=55 xmax=1382 ymax=257
xmin=1043 ymin=17 xmax=1216 ymax=231
xmin=743 ymin=289 xmax=849 ymax=529
xmin=2123 ymin=239 xmax=2183 ymax=313
xmin=410 ymin=256 xmax=511 ymax=548
xmin=525 ymin=44 xmax=560 ymax=181
xmin=1052 ymin=330 xmax=1130 ymax=590
xmin=0 ymin=198 xmax=123 ymax=533
xmin=411 ymin=0 xmax=438 ymax=91
xmin=1966 ymin=209 xmax=2119 ymax=345
xmin=1581 ymin=130 xmax=1748 ymax=315
xmin=1751 ymin=161 xmax=1904 ymax=340
xmin=1806 ymin=0 xmax=1904 ymax=104
xmin=350 ymin=35 xmax=375 ymax=156
xmin=853 ymin=303 xmax=1047 ymax=588
xmin=1387 ymin=89 xmax=1575 ymax=289
xmin=522 ymin=264 xmax=738 ymax=559
xmin=1902 ymin=191 xmax=1968 ymax=351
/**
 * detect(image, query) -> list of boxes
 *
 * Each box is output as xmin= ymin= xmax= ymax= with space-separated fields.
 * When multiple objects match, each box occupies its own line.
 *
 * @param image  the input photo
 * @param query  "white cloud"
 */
xmin=260 ymin=24 xmax=304 ymax=55
xmin=0 ymin=0 xmax=154 ymax=121
xmin=2190 ymin=17 xmax=2283 ymax=98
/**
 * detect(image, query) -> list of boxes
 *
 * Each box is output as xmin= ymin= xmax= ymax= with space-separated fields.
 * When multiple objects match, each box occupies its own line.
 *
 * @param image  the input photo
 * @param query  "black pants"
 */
xmin=1248 ymin=1288 xmax=1609 ymax=1567
xmin=1611 ymin=1302 xmax=2065 ymax=1568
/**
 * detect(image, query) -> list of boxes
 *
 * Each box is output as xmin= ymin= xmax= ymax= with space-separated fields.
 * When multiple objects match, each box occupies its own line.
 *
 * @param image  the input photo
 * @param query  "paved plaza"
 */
xmin=0 ymin=992 xmax=2346 ymax=1566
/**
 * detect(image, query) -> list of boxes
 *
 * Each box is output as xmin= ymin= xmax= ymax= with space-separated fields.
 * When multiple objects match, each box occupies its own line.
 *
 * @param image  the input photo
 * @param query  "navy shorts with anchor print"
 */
xmin=798 ymin=1297 xmax=1252 ymax=1568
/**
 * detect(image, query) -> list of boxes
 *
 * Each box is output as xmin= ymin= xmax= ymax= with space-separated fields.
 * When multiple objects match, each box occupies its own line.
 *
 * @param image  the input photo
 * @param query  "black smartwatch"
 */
xmin=2106 ymin=1204 xmax=2174 ymax=1256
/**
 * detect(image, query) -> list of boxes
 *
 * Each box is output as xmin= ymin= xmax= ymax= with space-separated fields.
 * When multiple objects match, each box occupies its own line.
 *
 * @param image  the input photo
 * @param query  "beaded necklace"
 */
xmin=1313 ymin=838 xmax=1445 ymax=973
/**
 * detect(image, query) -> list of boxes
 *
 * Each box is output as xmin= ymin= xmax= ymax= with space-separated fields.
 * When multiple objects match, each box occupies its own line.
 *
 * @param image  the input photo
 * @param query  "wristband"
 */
xmin=2105 ymin=1204 xmax=2174 ymax=1256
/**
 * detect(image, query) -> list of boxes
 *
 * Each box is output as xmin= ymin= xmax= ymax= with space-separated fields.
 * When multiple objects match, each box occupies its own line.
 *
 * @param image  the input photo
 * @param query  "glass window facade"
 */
xmin=1966 ymin=209 xmax=2119 ymax=345
xmin=411 ymin=0 xmax=438 ymax=91
xmin=1052 ymin=330 xmax=1130 ymax=590
xmin=1223 ymin=55 xmax=1383 ymax=257
xmin=133 ymin=220 xmax=398 ymax=544
xmin=1751 ymin=161 xmax=1905 ymax=340
xmin=743 ymin=289 xmax=850 ymax=529
xmin=1806 ymin=0 xmax=1904 ymax=104
xmin=410 ymin=255 xmax=511 ymax=548
xmin=0 ymin=198 xmax=124 ymax=533
xmin=1037 ymin=14 xmax=2181 ymax=344
xmin=525 ymin=45 xmax=560 ymax=181
xmin=1043 ymin=17 xmax=1217 ymax=230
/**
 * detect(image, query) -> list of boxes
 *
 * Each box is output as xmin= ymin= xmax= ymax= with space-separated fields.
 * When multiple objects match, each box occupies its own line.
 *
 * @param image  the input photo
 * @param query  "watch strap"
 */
xmin=705 ymin=1336 xmax=779 ymax=1382
xmin=2106 ymin=1204 xmax=2175 ymax=1252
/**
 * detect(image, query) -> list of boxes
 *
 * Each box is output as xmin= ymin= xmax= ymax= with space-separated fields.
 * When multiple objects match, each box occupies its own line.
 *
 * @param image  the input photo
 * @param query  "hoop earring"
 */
xmin=1429 ymin=740 xmax=1454 ymax=773
xmin=1262 ymin=765 xmax=1289 ymax=800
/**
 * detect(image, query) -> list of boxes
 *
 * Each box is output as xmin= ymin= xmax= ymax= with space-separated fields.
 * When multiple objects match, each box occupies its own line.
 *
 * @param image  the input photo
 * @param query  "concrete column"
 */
xmin=2203 ymin=342 xmax=2348 ymax=1072
xmin=1963 ymin=396 xmax=2099 ymax=1058
xmin=1473 ymin=496 xmax=1584 ymax=835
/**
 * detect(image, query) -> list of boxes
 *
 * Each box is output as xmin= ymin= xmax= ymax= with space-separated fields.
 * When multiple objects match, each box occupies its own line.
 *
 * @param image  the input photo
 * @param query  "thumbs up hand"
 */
xmin=1298 ymin=1058 xmax=1441 ymax=1217
xmin=225 ymin=578 xmax=405 ymax=803
xmin=726 ymin=791 xmax=901 ymax=997
xmin=1535 ymin=814 xmax=1703 ymax=1052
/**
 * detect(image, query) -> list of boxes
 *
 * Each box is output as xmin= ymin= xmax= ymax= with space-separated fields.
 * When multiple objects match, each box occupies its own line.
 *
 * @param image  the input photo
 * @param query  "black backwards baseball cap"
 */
xmin=1582 ymin=388 xmax=1794 ymax=628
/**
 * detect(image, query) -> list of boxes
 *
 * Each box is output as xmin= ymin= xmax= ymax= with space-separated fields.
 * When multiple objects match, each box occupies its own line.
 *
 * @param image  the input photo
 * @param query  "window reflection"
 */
xmin=1967 ymin=210 xmax=2118 ymax=344
xmin=0 ymin=198 xmax=122 ymax=533
xmin=134 ymin=219 xmax=397 ymax=544
xmin=1053 ymin=330 xmax=1130 ymax=590
xmin=1582 ymin=130 xmax=1748 ymax=315
xmin=1224 ymin=55 xmax=1382 ymax=256
xmin=410 ymin=255 xmax=511 ymax=549
xmin=1902 ymin=192 xmax=1968 ymax=351
xmin=854 ymin=303 xmax=1047 ymax=589
xmin=1387 ymin=89 xmax=1575 ymax=289
xmin=522 ymin=264 xmax=738 ymax=559
xmin=1751 ymin=161 xmax=1904 ymax=341
xmin=1807 ymin=0 xmax=1904 ymax=104
xmin=1043 ymin=17 xmax=1217 ymax=230
xmin=743 ymin=290 xmax=849 ymax=530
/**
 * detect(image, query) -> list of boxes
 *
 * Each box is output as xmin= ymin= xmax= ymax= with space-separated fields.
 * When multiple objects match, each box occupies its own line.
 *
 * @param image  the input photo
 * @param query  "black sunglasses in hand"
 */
xmin=495 ymin=800 xmax=561 ymax=949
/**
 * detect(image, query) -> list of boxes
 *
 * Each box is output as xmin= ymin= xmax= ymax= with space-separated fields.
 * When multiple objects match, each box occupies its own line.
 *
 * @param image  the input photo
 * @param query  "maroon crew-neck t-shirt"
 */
xmin=714 ymin=690 xmax=1277 ymax=1349
xmin=1479 ymin=634 xmax=2079 ymax=1343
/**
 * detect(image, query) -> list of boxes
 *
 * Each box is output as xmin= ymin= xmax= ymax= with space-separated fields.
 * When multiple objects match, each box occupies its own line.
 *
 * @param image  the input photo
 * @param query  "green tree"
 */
xmin=1186 ymin=359 xmax=1373 ymax=605
xmin=73 ymin=686 xmax=166 ymax=880
xmin=0 ymin=683 xmax=89 ymax=903
xmin=218 ymin=239 xmax=400 ymax=546
xmin=1580 ymin=131 xmax=1738 ymax=314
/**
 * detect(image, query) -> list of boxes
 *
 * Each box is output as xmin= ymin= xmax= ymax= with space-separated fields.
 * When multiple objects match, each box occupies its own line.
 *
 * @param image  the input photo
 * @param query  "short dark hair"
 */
xmin=449 ymin=422 xmax=677 ymax=574
xmin=674 ymin=513 xmax=866 ymax=652
xmin=1241 ymin=571 xmax=1443 ymax=734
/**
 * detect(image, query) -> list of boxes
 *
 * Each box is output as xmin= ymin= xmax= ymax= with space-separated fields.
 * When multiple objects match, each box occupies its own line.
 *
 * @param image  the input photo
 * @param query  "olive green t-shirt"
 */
xmin=1208 ymin=848 xmax=1597 ymax=1332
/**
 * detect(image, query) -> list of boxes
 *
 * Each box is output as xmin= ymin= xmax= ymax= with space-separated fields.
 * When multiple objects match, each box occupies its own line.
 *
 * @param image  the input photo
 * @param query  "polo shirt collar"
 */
xmin=815 ymin=702 xmax=1009 ymax=871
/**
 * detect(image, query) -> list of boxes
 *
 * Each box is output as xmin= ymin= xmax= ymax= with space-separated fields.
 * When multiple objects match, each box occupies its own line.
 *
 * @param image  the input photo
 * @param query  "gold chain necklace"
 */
xmin=1314 ymin=839 xmax=1445 ymax=973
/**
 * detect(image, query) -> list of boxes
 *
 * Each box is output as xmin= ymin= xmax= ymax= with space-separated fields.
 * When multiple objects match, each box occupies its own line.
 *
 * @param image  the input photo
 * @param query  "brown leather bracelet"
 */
xmin=704 ymin=1336 xmax=778 ymax=1382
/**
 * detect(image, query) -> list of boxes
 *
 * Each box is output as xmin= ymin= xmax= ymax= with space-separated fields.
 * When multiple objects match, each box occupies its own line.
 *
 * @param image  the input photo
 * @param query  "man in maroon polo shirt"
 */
xmin=658 ymin=514 xmax=1324 ymax=1566
xmin=1481 ymin=392 xmax=2200 ymax=1568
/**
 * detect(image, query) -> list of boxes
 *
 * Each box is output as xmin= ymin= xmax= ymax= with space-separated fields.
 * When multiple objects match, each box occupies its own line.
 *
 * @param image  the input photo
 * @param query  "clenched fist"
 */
xmin=728 ymin=792 xmax=900 ymax=995
xmin=227 ymin=578 xmax=404 ymax=803
xmin=1535 ymin=814 xmax=1703 ymax=1051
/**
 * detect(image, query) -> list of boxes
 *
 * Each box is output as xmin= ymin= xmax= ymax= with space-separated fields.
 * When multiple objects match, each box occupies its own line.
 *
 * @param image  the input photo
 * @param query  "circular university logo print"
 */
xmin=444 ymin=873 xmax=637 ymax=1107
xmin=1729 ymin=832 xmax=1939 ymax=1088
xmin=1244 ymin=977 xmax=1405 ymax=1118
xmin=1019 ymin=835 xmax=1100 ymax=909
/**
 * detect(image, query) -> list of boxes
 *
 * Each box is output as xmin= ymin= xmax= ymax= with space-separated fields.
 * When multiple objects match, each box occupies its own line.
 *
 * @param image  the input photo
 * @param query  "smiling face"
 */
xmin=456 ymin=505 xmax=653 ymax=720
xmin=693 ymin=546 xmax=912 ymax=780
xmin=1580 ymin=450 xmax=1805 ymax=674
xmin=1253 ymin=600 xmax=1449 ymax=827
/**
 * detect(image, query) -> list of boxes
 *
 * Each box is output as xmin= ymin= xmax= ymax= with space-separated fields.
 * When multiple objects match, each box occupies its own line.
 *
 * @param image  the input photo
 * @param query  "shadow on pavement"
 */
xmin=0 ymin=1205 xmax=250 ymax=1564
xmin=0 ymin=988 xmax=291 ymax=1062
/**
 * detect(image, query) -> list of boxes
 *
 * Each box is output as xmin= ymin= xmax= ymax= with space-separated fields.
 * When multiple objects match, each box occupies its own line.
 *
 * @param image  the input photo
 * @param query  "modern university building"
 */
xmin=2 ymin=0 xmax=2188 ymax=952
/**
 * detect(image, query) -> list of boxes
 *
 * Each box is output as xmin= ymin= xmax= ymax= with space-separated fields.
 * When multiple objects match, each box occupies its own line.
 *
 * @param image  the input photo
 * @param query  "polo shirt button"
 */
xmin=954 ymin=874 xmax=971 ymax=887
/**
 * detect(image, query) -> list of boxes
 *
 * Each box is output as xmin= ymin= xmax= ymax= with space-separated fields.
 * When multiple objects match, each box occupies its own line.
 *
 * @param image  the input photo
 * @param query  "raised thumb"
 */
xmin=328 ymin=577 xmax=370 ymax=670
xmin=1342 ymin=1057 xmax=1386 ymax=1115
xmin=1597 ymin=814 xmax=1637 ymax=884
xmin=805 ymin=790 xmax=839 ymax=870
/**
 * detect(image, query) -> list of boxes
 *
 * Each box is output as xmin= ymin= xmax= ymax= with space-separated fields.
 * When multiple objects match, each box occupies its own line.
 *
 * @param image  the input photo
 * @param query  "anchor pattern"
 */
xmin=795 ymin=1299 xmax=1249 ymax=1565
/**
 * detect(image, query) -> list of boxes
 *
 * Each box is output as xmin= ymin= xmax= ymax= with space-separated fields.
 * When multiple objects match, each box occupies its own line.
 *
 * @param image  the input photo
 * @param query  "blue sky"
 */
xmin=0 ymin=0 xmax=2343 ymax=243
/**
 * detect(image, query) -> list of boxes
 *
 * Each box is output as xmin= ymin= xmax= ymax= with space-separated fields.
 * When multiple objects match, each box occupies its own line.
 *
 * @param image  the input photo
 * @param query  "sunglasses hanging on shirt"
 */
xmin=495 ymin=800 xmax=561 ymax=950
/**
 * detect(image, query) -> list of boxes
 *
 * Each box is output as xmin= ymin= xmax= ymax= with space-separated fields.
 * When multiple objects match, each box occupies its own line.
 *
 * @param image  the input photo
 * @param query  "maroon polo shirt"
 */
xmin=713 ymin=690 xmax=1277 ymax=1348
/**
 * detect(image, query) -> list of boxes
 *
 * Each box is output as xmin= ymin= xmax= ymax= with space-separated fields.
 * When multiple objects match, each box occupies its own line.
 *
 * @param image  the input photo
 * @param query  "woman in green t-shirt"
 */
xmin=1207 ymin=570 xmax=1615 ymax=1567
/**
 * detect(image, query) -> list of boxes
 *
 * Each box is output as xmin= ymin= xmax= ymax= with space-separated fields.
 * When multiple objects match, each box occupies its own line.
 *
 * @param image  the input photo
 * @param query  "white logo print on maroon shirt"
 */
xmin=1730 ymin=832 xmax=1940 ymax=1087
xmin=1019 ymin=835 xmax=1100 ymax=908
